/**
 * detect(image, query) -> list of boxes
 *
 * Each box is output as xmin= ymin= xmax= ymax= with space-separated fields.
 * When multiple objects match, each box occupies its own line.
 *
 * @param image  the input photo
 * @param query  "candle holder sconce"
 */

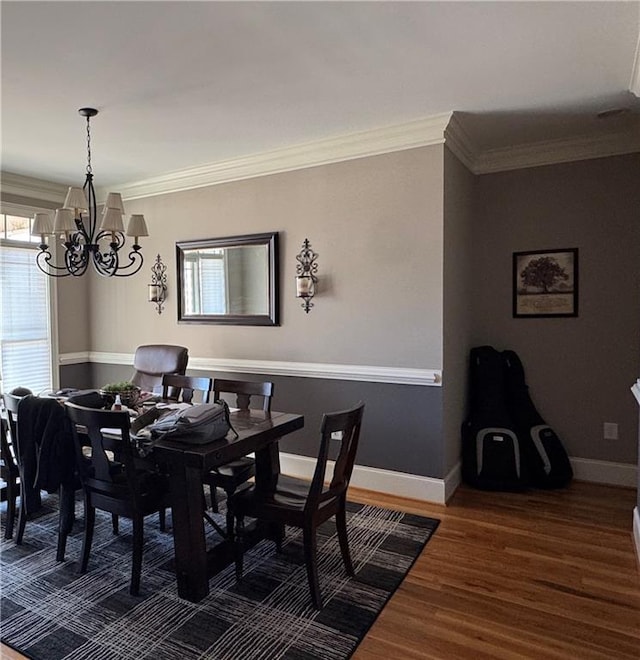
xmin=295 ymin=238 xmax=318 ymax=313
xmin=148 ymin=254 xmax=167 ymax=314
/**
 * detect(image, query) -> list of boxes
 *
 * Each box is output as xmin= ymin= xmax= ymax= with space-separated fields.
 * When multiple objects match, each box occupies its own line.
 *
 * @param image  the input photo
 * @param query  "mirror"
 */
xmin=176 ymin=232 xmax=279 ymax=325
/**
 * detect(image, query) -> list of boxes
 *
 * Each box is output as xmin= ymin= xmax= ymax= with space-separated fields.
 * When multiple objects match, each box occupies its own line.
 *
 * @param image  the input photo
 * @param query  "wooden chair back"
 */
xmin=0 ymin=413 xmax=19 ymax=479
xmin=65 ymin=402 xmax=142 ymax=512
xmin=305 ymin=402 xmax=365 ymax=515
xmin=3 ymin=393 xmax=21 ymax=449
xmin=0 ymin=415 xmax=19 ymax=539
xmin=212 ymin=378 xmax=274 ymax=412
xmin=161 ymin=374 xmax=213 ymax=404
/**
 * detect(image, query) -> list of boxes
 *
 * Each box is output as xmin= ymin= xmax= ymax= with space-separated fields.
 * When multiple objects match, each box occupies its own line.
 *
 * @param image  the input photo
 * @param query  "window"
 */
xmin=0 ymin=209 xmax=56 ymax=394
xmin=183 ymin=249 xmax=227 ymax=315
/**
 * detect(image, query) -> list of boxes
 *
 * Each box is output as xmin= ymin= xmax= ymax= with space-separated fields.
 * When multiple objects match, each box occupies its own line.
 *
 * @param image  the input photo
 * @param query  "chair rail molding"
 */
xmin=62 ymin=351 xmax=442 ymax=386
xmin=59 ymin=352 xmax=91 ymax=365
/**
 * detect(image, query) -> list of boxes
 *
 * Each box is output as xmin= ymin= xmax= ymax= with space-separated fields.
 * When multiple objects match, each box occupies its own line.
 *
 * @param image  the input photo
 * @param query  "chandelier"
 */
xmin=32 ymin=107 xmax=148 ymax=277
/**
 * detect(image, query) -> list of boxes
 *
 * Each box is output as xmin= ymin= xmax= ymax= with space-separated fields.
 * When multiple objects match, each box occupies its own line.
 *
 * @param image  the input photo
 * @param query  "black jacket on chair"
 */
xmin=16 ymin=396 xmax=75 ymax=515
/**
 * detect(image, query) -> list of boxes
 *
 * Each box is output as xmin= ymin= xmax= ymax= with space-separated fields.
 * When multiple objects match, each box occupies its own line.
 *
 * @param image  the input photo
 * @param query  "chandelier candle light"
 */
xmin=32 ymin=108 xmax=148 ymax=277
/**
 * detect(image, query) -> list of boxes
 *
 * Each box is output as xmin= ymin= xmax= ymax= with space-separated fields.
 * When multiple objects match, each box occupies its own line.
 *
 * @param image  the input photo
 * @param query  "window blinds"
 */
xmin=0 ymin=244 xmax=52 ymax=394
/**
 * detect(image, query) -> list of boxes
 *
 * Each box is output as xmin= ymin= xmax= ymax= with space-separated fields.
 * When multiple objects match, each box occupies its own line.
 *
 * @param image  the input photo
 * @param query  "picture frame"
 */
xmin=513 ymin=248 xmax=578 ymax=318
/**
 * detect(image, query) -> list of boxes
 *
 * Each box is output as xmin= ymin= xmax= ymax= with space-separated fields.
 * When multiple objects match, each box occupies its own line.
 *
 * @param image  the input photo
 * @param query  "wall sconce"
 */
xmin=295 ymin=238 xmax=318 ymax=313
xmin=148 ymin=254 xmax=167 ymax=314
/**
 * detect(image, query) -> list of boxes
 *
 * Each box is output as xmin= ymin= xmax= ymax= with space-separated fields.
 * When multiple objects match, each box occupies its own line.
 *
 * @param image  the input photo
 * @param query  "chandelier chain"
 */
xmin=85 ymin=115 xmax=92 ymax=175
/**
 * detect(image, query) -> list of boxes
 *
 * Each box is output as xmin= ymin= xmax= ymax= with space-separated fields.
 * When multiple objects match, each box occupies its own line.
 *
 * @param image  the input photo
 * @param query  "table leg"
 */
xmin=168 ymin=461 xmax=209 ymax=602
xmin=56 ymin=482 xmax=76 ymax=561
xmin=252 ymin=440 xmax=283 ymax=543
xmin=254 ymin=439 xmax=280 ymax=492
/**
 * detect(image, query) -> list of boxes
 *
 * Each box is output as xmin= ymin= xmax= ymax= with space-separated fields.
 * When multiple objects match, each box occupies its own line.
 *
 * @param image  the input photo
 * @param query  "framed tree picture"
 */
xmin=513 ymin=248 xmax=578 ymax=318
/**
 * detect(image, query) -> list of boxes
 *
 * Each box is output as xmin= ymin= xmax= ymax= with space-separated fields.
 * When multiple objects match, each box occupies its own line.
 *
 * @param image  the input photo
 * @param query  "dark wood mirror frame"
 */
xmin=176 ymin=232 xmax=279 ymax=326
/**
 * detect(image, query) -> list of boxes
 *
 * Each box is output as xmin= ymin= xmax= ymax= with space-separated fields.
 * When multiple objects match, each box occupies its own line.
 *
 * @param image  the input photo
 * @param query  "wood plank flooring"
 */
xmin=2 ymin=480 xmax=638 ymax=659
xmin=351 ymin=481 xmax=640 ymax=660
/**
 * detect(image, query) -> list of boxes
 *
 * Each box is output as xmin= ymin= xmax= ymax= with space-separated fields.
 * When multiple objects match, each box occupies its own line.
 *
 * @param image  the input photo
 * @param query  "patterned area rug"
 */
xmin=1 ymin=496 xmax=439 ymax=660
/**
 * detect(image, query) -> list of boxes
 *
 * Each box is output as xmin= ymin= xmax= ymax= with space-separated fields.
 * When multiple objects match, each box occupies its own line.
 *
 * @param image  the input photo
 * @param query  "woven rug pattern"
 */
xmin=1 ymin=496 xmax=438 ymax=660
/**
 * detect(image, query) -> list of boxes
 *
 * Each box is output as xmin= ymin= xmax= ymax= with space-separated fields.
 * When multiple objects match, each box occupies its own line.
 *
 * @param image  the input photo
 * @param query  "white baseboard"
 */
xmin=276 ymin=455 xmax=635 ymax=508
xmin=444 ymin=462 xmax=462 ymax=503
xmin=634 ymin=507 xmax=640 ymax=568
xmin=569 ymin=457 xmax=638 ymax=488
xmin=279 ymin=452 xmax=449 ymax=505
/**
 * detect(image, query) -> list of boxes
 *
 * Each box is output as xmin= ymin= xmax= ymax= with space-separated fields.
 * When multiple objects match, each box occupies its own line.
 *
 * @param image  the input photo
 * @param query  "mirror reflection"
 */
xmin=176 ymin=232 xmax=279 ymax=325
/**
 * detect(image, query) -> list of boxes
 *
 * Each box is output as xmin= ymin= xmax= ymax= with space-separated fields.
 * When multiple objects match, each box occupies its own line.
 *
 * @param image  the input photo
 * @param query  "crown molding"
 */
xmin=473 ymin=130 xmax=640 ymax=174
xmin=445 ymin=127 xmax=640 ymax=176
xmin=0 ymin=172 xmax=68 ymax=204
xmin=99 ymin=113 xmax=453 ymax=201
xmin=6 ymin=108 xmax=639 ymax=203
xmin=443 ymin=112 xmax=477 ymax=172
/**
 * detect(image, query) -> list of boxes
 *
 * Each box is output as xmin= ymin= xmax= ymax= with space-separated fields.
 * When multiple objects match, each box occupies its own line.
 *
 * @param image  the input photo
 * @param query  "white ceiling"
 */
xmin=2 ymin=1 xmax=639 ymax=190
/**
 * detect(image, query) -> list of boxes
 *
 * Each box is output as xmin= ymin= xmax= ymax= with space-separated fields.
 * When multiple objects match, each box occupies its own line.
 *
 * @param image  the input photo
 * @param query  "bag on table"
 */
xmin=133 ymin=400 xmax=238 ymax=446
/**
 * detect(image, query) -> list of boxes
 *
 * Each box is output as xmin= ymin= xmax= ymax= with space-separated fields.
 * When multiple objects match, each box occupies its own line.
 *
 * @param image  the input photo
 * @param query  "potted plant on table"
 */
xmin=100 ymin=381 xmax=141 ymax=409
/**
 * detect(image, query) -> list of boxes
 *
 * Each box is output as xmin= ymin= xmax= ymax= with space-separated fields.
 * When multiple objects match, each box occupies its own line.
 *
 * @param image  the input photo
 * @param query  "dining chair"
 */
xmin=0 ymin=415 xmax=20 ymax=540
xmin=229 ymin=401 xmax=365 ymax=609
xmin=4 ymin=391 xmax=79 ymax=560
xmin=160 ymin=374 xmax=213 ymax=404
xmin=65 ymin=401 xmax=172 ymax=596
xmin=202 ymin=379 xmax=274 ymax=535
xmin=4 ymin=391 xmax=37 ymax=545
xmin=130 ymin=344 xmax=189 ymax=393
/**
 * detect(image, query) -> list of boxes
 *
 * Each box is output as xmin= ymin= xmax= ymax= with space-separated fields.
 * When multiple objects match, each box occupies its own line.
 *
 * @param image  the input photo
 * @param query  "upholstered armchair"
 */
xmin=130 ymin=344 xmax=189 ymax=393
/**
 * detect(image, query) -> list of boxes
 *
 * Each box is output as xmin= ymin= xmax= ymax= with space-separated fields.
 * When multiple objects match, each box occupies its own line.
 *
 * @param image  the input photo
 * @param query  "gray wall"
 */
xmin=90 ymin=362 xmax=444 ymax=477
xmin=76 ymin=145 xmax=448 ymax=478
xmin=472 ymin=153 xmax=640 ymax=464
xmin=86 ymin=146 xmax=445 ymax=369
xmin=442 ymin=146 xmax=475 ymax=476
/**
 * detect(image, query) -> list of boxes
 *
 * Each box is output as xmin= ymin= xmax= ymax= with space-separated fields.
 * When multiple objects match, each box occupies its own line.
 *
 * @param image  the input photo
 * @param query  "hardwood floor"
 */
xmin=351 ymin=481 xmax=640 ymax=660
xmin=2 ymin=481 xmax=638 ymax=659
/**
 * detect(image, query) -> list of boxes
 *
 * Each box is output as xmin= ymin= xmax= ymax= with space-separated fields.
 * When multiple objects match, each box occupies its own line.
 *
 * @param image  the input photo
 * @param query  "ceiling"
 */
xmin=2 ymin=1 xmax=639 ymax=190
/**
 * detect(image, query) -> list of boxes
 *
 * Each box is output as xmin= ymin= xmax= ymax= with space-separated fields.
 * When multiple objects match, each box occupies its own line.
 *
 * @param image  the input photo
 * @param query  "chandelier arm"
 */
xmin=95 ymin=230 xmax=125 ymax=249
xmin=35 ymin=250 xmax=72 ymax=277
xmin=83 ymin=173 xmax=98 ymax=241
xmin=35 ymin=237 xmax=90 ymax=277
xmin=64 ymin=242 xmax=90 ymax=276
xmin=111 ymin=249 xmax=145 ymax=277
xmin=92 ymin=246 xmax=119 ymax=277
xmin=92 ymin=231 xmax=124 ymax=276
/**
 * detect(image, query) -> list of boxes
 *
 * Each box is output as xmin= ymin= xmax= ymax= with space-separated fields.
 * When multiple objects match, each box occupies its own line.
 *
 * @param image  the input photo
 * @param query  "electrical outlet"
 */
xmin=603 ymin=422 xmax=618 ymax=440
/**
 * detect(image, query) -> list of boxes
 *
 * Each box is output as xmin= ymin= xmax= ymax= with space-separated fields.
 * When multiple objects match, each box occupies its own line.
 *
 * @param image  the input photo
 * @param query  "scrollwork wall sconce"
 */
xmin=148 ymin=254 xmax=167 ymax=314
xmin=295 ymin=238 xmax=318 ymax=313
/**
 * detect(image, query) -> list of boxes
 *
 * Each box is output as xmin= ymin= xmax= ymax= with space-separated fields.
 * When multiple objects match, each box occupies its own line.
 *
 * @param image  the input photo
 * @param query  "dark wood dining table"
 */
xmin=151 ymin=408 xmax=304 ymax=602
